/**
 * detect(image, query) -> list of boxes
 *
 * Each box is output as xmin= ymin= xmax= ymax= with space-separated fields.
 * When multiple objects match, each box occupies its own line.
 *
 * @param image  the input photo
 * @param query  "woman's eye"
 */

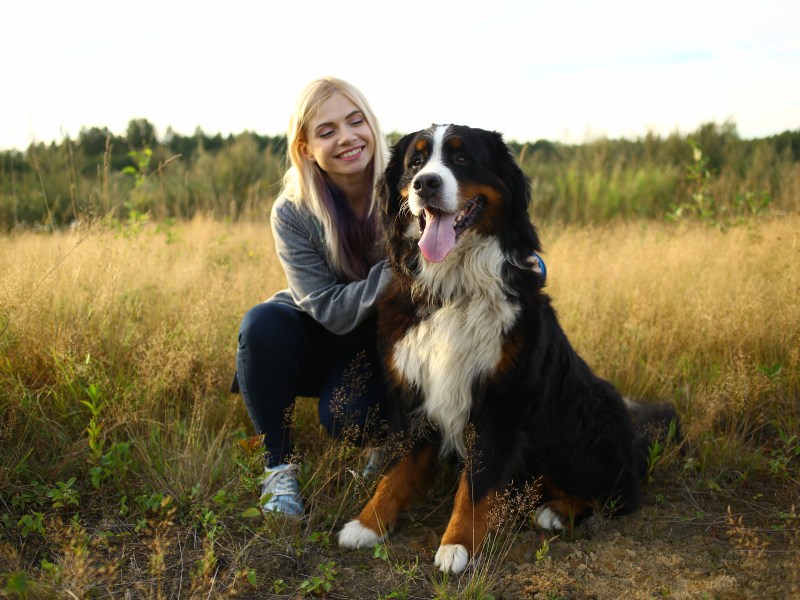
xmin=350 ymin=118 xmax=364 ymax=127
xmin=319 ymin=129 xmax=334 ymax=138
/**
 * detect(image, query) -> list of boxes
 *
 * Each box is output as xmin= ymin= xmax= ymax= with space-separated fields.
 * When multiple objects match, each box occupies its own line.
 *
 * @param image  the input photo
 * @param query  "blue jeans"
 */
xmin=235 ymin=302 xmax=387 ymax=467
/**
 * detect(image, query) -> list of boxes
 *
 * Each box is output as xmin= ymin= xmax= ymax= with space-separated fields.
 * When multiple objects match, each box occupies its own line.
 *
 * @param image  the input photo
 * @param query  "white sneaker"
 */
xmin=361 ymin=447 xmax=386 ymax=479
xmin=261 ymin=464 xmax=304 ymax=516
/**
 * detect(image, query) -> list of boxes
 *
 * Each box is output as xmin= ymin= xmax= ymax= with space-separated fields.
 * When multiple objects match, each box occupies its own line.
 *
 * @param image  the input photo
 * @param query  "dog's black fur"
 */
xmin=339 ymin=124 xmax=678 ymax=573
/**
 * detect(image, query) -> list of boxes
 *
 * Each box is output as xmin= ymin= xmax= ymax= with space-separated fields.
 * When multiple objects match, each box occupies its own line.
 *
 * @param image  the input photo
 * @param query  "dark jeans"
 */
xmin=234 ymin=302 xmax=387 ymax=467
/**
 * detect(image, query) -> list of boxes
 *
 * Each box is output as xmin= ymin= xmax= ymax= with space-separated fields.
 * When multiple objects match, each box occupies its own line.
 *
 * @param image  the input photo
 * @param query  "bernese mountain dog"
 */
xmin=338 ymin=124 xmax=678 ymax=574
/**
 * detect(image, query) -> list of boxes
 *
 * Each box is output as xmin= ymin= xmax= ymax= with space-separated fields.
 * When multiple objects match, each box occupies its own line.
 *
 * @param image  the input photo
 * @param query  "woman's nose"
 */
xmin=339 ymin=127 xmax=357 ymax=143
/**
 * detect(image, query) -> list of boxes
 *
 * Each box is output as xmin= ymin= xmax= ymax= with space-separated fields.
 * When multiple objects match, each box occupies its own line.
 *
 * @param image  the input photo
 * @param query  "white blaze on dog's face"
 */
xmin=405 ymin=125 xmax=463 ymax=263
xmin=406 ymin=125 xmax=459 ymax=215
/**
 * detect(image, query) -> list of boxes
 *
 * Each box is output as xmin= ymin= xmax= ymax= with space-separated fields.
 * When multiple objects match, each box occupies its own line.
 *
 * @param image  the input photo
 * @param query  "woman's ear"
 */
xmin=299 ymin=142 xmax=314 ymax=161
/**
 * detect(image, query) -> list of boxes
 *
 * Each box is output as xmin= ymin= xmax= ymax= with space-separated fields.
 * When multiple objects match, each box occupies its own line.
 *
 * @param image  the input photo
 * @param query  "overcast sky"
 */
xmin=2 ymin=0 xmax=798 ymax=150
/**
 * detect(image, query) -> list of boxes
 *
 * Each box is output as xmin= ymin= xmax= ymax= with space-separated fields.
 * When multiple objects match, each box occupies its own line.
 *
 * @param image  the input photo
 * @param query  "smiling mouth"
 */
xmin=337 ymin=146 xmax=364 ymax=159
xmin=417 ymin=196 xmax=484 ymax=263
xmin=418 ymin=196 xmax=484 ymax=236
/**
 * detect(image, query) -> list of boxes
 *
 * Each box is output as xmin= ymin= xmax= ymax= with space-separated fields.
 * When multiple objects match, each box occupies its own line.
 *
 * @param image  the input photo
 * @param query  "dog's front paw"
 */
xmin=534 ymin=506 xmax=565 ymax=531
xmin=338 ymin=519 xmax=383 ymax=548
xmin=434 ymin=543 xmax=469 ymax=574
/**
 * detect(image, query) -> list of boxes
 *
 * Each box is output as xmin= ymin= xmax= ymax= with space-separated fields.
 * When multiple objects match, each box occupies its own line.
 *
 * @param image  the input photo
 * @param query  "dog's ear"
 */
xmin=489 ymin=130 xmax=543 ymax=260
xmin=376 ymin=132 xmax=416 ymax=217
xmin=491 ymin=131 xmax=531 ymax=214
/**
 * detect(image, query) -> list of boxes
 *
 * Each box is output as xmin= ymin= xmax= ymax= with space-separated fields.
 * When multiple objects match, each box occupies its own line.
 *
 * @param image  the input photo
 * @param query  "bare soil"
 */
xmin=248 ymin=469 xmax=799 ymax=600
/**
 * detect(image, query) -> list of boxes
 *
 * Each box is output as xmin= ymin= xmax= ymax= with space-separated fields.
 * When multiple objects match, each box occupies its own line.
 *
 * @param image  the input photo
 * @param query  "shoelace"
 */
xmin=263 ymin=465 xmax=299 ymax=496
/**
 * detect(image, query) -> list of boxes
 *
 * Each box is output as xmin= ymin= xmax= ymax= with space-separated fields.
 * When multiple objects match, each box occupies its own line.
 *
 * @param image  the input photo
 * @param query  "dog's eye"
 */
xmin=454 ymin=153 xmax=469 ymax=165
xmin=410 ymin=155 xmax=425 ymax=168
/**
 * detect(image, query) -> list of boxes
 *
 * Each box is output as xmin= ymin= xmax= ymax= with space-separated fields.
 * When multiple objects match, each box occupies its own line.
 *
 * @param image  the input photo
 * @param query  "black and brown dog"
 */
xmin=338 ymin=124 xmax=677 ymax=574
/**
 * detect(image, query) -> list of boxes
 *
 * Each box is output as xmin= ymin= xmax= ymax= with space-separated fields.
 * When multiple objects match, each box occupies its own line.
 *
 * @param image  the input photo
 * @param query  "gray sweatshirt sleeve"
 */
xmin=270 ymin=196 xmax=392 ymax=335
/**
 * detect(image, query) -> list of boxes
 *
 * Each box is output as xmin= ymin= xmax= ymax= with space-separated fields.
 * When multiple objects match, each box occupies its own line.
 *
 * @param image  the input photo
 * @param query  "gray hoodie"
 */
xmin=267 ymin=195 xmax=392 ymax=335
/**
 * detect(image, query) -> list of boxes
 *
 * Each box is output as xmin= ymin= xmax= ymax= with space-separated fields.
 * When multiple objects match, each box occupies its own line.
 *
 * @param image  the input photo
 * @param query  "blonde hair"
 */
xmin=282 ymin=77 xmax=388 ymax=281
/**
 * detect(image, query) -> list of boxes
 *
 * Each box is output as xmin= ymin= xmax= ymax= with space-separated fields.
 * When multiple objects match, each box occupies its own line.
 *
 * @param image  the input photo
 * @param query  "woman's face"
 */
xmin=300 ymin=92 xmax=375 ymax=186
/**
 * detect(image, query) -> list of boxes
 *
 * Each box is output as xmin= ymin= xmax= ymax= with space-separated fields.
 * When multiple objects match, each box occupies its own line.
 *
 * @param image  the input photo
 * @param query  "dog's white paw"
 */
xmin=535 ymin=506 xmax=565 ymax=531
xmin=434 ymin=543 xmax=469 ymax=574
xmin=338 ymin=519 xmax=382 ymax=548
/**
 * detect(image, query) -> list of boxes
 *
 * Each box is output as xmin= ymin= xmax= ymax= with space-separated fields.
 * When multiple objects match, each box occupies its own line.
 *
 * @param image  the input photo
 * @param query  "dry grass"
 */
xmin=1 ymin=217 xmax=282 ymax=406
xmin=1 ymin=214 xmax=798 ymax=597
xmin=543 ymin=216 xmax=800 ymax=442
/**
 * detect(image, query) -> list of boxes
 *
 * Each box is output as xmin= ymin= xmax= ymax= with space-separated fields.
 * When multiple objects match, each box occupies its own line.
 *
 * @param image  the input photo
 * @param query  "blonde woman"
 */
xmin=233 ymin=77 xmax=391 ymax=515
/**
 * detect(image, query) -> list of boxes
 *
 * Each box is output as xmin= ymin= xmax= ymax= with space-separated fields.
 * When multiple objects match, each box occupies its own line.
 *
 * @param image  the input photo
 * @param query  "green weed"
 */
xmin=299 ymin=561 xmax=338 ymax=596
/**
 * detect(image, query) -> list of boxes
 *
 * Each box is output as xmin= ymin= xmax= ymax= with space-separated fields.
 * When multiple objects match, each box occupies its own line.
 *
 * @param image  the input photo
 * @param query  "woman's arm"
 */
xmin=271 ymin=197 xmax=391 ymax=335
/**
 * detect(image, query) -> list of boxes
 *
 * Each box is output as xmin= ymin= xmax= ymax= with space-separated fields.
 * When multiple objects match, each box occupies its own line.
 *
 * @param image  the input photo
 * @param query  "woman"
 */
xmin=234 ymin=77 xmax=391 ymax=516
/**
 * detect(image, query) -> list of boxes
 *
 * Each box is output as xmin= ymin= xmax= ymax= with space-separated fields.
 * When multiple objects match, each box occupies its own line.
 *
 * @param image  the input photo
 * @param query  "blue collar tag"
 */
xmin=532 ymin=251 xmax=547 ymax=284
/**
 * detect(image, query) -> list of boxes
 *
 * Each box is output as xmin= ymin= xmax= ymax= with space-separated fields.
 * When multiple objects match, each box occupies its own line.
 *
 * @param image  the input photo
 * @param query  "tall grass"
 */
xmin=543 ymin=218 xmax=800 ymax=441
xmin=1 ymin=213 xmax=798 ymax=596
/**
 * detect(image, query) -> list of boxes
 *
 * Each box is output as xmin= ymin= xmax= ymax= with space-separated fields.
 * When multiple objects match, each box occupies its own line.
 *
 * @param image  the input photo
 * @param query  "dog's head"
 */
xmin=378 ymin=124 xmax=541 ymax=276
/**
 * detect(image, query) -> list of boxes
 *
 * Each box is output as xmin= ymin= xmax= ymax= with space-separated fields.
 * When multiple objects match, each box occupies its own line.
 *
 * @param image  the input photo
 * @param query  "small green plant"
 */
xmin=647 ymin=438 xmax=665 ymax=484
xmin=380 ymin=556 xmax=420 ymax=600
xmin=47 ymin=477 xmax=80 ymax=509
xmin=668 ymin=140 xmax=716 ymax=223
xmin=535 ymin=536 xmax=552 ymax=565
xmin=91 ymin=441 xmax=133 ymax=489
xmin=733 ymin=190 xmax=771 ymax=219
xmin=82 ymin=384 xmax=134 ymax=490
xmin=646 ymin=418 xmax=678 ymax=484
xmin=299 ymin=561 xmax=338 ymax=596
xmin=122 ymin=147 xmax=152 ymax=188
xmin=668 ymin=139 xmax=773 ymax=227
xmin=767 ymin=425 xmax=800 ymax=481
xmin=373 ymin=542 xmax=390 ymax=561
xmin=771 ymin=507 xmax=798 ymax=531
xmin=17 ymin=512 xmax=45 ymax=538
xmin=116 ymin=147 xmax=155 ymax=229
xmin=309 ymin=530 xmax=332 ymax=549
xmin=82 ymin=384 xmax=106 ymax=465
xmin=2 ymin=572 xmax=32 ymax=598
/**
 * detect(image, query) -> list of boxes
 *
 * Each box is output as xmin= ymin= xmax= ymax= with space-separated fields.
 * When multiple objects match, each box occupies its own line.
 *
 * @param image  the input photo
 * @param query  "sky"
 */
xmin=1 ymin=0 xmax=798 ymax=151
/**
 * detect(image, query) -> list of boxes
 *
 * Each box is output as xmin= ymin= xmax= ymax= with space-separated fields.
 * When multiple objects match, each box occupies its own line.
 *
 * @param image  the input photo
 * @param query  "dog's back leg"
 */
xmin=534 ymin=477 xmax=595 ymax=531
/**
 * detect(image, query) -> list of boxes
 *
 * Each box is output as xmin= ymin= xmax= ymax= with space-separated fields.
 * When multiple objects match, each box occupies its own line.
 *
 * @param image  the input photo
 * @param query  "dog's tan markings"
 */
xmin=539 ymin=476 xmax=594 ymax=528
xmin=414 ymin=139 xmax=429 ymax=152
xmin=448 ymin=135 xmax=463 ymax=149
xmin=439 ymin=470 xmax=496 ymax=556
xmin=355 ymin=442 xmax=436 ymax=535
xmin=458 ymin=183 xmax=505 ymax=237
xmin=460 ymin=183 xmax=503 ymax=205
xmin=493 ymin=332 xmax=525 ymax=378
xmin=540 ymin=497 xmax=594 ymax=526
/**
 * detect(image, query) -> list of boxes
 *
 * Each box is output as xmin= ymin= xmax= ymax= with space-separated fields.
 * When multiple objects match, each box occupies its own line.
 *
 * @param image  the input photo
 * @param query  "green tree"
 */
xmin=126 ymin=118 xmax=156 ymax=150
xmin=78 ymin=126 xmax=114 ymax=156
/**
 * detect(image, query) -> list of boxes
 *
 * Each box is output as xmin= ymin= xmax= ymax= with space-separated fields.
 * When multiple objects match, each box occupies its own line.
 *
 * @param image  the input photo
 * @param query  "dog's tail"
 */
xmin=624 ymin=398 xmax=682 ymax=478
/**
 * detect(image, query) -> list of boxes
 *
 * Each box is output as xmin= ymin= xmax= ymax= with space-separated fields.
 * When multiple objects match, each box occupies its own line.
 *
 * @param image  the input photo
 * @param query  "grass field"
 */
xmin=1 ymin=213 xmax=799 ymax=598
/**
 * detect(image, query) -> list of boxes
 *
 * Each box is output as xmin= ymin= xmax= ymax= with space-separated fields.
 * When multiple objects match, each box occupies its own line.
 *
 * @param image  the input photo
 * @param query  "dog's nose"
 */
xmin=413 ymin=172 xmax=442 ymax=199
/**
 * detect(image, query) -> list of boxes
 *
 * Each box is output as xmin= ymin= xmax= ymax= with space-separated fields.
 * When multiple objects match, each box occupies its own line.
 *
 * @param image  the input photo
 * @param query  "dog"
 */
xmin=338 ymin=124 xmax=678 ymax=574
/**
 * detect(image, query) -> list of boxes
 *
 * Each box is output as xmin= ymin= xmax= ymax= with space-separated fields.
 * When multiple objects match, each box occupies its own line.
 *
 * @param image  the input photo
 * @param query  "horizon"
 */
xmin=3 ymin=115 xmax=792 ymax=155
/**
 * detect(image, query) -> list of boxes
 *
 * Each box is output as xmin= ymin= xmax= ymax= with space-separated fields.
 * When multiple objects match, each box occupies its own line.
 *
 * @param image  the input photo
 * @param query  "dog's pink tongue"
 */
xmin=418 ymin=209 xmax=456 ymax=263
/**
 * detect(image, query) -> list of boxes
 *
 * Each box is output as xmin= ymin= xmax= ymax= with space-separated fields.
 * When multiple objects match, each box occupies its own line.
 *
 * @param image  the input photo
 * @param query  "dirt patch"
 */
xmin=271 ymin=471 xmax=800 ymax=600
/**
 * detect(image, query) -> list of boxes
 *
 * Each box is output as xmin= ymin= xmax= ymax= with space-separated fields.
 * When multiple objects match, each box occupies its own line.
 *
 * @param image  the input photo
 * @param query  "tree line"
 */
xmin=1 ymin=118 xmax=798 ymax=230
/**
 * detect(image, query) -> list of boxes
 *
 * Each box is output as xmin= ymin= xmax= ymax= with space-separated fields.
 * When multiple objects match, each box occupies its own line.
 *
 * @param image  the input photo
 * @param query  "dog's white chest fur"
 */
xmin=392 ymin=237 xmax=519 ymax=457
